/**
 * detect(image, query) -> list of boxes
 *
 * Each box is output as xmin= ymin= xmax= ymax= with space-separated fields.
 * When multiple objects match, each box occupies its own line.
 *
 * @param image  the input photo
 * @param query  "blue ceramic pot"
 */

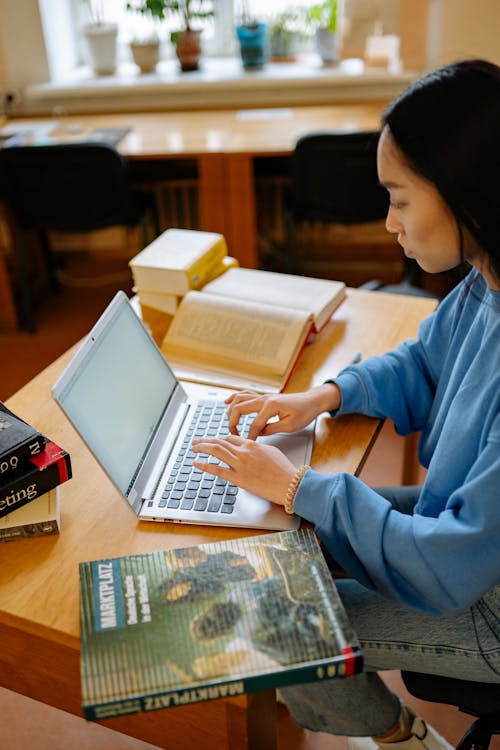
xmin=236 ymin=23 xmax=267 ymax=70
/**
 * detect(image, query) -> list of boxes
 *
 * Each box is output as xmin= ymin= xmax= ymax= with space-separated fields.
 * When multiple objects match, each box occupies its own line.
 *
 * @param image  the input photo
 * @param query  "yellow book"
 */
xmin=204 ymin=254 xmax=239 ymax=284
xmin=135 ymin=257 xmax=240 ymax=315
xmin=129 ymin=229 xmax=228 ymax=296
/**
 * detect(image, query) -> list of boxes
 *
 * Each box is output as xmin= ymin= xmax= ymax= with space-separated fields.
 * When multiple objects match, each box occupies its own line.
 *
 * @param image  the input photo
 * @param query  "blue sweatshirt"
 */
xmin=294 ymin=270 xmax=500 ymax=615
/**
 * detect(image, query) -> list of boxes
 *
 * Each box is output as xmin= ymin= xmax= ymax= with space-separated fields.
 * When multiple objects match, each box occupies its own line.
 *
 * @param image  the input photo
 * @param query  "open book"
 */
xmin=161 ymin=270 xmax=345 ymax=393
xmin=79 ymin=528 xmax=362 ymax=721
xmin=203 ymin=268 xmax=345 ymax=333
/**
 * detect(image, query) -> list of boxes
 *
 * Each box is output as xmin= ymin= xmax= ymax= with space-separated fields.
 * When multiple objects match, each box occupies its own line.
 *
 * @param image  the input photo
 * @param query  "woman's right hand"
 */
xmin=226 ymin=383 xmax=341 ymax=440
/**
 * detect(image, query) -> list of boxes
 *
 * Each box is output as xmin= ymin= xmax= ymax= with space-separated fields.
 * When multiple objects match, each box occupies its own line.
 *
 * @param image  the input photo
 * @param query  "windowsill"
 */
xmin=22 ymin=56 xmax=416 ymax=115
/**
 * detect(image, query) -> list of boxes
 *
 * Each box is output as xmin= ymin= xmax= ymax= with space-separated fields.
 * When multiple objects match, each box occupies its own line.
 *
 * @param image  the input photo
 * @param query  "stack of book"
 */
xmin=0 ymin=403 xmax=72 ymax=542
xmin=129 ymin=228 xmax=238 ymax=317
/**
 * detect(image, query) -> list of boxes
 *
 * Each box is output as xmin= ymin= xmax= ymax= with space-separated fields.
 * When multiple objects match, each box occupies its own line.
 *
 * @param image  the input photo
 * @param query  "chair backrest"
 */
xmin=401 ymin=671 xmax=500 ymax=718
xmin=290 ymin=130 xmax=388 ymax=224
xmin=0 ymin=142 xmax=133 ymax=232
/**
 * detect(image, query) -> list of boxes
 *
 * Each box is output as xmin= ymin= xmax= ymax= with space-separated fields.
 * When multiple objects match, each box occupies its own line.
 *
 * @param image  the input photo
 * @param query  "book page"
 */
xmin=202 ymin=268 xmax=345 ymax=331
xmin=162 ymin=292 xmax=312 ymax=378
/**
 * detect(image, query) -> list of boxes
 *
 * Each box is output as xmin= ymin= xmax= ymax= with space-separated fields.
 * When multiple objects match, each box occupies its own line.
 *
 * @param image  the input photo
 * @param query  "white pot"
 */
xmin=130 ymin=40 xmax=161 ymax=74
xmin=83 ymin=22 xmax=118 ymax=76
xmin=315 ymin=27 xmax=341 ymax=65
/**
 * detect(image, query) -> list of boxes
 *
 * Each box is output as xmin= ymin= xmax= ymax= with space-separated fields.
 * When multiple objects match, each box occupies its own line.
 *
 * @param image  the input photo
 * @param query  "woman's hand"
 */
xmin=226 ymin=383 xmax=341 ymax=440
xmin=191 ymin=435 xmax=297 ymax=506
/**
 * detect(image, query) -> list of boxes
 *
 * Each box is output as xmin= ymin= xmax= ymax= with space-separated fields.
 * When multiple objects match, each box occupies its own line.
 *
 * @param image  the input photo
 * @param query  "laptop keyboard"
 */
xmin=158 ymin=400 xmax=251 ymax=515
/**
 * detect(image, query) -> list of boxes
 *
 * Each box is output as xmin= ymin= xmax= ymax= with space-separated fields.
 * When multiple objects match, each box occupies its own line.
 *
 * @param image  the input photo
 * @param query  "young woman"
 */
xmin=192 ymin=59 xmax=500 ymax=749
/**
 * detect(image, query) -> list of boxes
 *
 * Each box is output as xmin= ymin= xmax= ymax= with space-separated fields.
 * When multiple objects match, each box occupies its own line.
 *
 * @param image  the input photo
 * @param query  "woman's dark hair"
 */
xmin=382 ymin=59 xmax=500 ymax=284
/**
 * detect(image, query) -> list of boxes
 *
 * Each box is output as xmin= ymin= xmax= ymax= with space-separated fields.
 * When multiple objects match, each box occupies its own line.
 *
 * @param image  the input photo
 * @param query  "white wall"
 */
xmin=437 ymin=0 xmax=500 ymax=65
xmin=0 ymin=0 xmax=50 ymax=90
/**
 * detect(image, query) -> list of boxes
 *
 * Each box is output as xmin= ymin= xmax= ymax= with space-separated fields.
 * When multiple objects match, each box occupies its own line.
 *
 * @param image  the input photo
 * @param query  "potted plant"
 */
xmin=126 ymin=0 xmax=166 ymax=73
xmin=268 ymin=7 xmax=305 ymax=63
xmin=163 ymin=1 xmax=216 ymax=72
xmin=81 ymin=0 xmax=118 ymax=75
xmin=308 ymin=0 xmax=342 ymax=65
xmin=235 ymin=1 xmax=267 ymax=71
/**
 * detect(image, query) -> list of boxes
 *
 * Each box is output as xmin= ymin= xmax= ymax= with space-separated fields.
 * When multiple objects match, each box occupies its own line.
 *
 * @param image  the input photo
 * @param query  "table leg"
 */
xmin=226 ymin=689 xmax=278 ymax=750
xmin=198 ymin=153 xmax=258 ymax=269
xmin=198 ymin=154 xmax=228 ymax=236
xmin=224 ymin=153 xmax=258 ymax=268
xmin=0 ymin=231 xmax=18 ymax=329
xmin=247 ymin=690 xmax=278 ymax=750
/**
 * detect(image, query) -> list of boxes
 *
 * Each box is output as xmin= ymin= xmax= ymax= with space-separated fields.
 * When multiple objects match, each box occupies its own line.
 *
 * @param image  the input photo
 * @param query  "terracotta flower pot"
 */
xmin=269 ymin=28 xmax=298 ymax=62
xmin=174 ymin=29 xmax=202 ymax=72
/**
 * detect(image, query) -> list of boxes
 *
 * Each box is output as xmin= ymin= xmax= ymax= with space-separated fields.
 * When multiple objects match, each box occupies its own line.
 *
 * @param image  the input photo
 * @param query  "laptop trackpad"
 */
xmin=258 ymin=428 xmax=313 ymax=464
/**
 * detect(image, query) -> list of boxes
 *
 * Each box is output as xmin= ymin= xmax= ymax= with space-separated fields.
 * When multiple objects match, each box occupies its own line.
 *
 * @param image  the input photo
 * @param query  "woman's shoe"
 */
xmin=348 ymin=707 xmax=452 ymax=750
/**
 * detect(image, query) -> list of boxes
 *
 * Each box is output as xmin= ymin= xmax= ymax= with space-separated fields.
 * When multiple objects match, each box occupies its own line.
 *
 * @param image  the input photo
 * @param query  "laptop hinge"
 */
xmin=141 ymin=399 xmax=191 ymax=502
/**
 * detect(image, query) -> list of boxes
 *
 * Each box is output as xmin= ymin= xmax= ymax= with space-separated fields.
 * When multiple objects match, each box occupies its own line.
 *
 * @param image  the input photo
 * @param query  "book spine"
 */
xmin=0 ymin=518 xmax=60 ymax=542
xmin=0 ymin=435 xmax=46 ymax=480
xmin=82 ymin=652 xmax=363 ymax=721
xmin=0 ymin=453 xmax=71 ymax=519
xmin=186 ymin=243 xmax=228 ymax=291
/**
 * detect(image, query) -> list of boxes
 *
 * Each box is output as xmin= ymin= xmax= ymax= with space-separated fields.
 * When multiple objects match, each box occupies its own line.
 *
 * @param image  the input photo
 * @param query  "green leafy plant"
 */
xmin=269 ymin=7 xmax=306 ymax=60
xmin=270 ymin=7 xmax=306 ymax=35
xmin=238 ymin=0 xmax=259 ymax=27
xmin=80 ymin=0 xmax=108 ymax=25
xmin=127 ymin=0 xmax=215 ymax=32
xmin=126 ymin=0 xmax=169 ymax=23
xmin=308 ymin=0 xmax=339 ymax=33
xmin=126 ymin=0 xmax=168 ymax=42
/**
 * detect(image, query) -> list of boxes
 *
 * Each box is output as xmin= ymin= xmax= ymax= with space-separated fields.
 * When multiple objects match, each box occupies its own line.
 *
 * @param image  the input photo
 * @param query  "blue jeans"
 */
xmin=280 ymin=486 xmax=500 ymax=737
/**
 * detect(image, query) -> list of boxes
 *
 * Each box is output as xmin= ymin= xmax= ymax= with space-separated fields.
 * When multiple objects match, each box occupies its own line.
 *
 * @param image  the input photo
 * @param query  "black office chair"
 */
xmin=0 ymin=142 xmax=159 ymax=332
xmin=282 ymin=130 xmax=438 ymax=297
xmin=283 ymin=130 xmax=389 ymax=275
xmin=402 ymin=671 xmax=500 ymax=750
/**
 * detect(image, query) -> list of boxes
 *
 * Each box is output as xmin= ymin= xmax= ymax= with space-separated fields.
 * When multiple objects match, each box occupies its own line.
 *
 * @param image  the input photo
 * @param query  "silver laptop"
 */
xmin=51 ymin=291 xmax=314 ymax=530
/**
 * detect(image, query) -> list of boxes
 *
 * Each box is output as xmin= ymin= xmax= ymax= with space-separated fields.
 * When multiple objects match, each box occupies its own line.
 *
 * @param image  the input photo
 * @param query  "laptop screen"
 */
xmin=53 ymin=293 xmax=177 ymax=495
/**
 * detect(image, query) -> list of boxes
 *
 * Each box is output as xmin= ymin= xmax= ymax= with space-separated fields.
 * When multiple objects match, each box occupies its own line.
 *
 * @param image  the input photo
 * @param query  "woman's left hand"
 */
xmin=191 ymin=435 xmax=297 ymax=506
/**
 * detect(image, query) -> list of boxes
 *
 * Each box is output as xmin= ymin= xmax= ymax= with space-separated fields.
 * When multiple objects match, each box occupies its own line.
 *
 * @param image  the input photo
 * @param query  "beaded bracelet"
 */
xmin=284 ymin=465 xmax=310 ymax=515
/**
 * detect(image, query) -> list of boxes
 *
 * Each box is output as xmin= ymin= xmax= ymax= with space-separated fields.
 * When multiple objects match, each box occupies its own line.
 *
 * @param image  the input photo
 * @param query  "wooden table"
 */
xmin=0 ymin=104 xmax=386 ymax=328
xmin=0 ymin=289 xmax=436 ymax=749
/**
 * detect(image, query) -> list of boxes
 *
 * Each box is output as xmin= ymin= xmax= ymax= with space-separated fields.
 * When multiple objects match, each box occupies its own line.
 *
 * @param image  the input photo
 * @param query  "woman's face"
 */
xmin=377 ymin=126 xmax=463 ymax=275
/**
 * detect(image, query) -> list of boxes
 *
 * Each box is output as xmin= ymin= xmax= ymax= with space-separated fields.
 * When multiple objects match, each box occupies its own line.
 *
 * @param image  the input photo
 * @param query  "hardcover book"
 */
xmin=138 ymin=289 xmax=181 ymax=316
xmin=129 ymin=229 xmax=228 ymax=296
xmin=79 ymin=528 xmax=362 ymax=721
xmin=0 ymin=402 xmax=46 ymax=480
xmin=0 ymin=486 xmax=61 ymax=542
xmin=203 ymin=268 xmax=346 ymax=334
xmin=160 ymin=271 xmax=345 ymax=393
xmin=0 ymin=440 xmax=71 ymax=518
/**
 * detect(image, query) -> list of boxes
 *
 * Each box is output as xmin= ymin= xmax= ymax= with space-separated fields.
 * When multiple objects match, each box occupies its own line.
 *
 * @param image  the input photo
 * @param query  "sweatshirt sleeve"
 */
xmin=294 ymin=411 xmax=500 ymax=614
xmin=331 ymin=283 xmax=465 ymax=435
